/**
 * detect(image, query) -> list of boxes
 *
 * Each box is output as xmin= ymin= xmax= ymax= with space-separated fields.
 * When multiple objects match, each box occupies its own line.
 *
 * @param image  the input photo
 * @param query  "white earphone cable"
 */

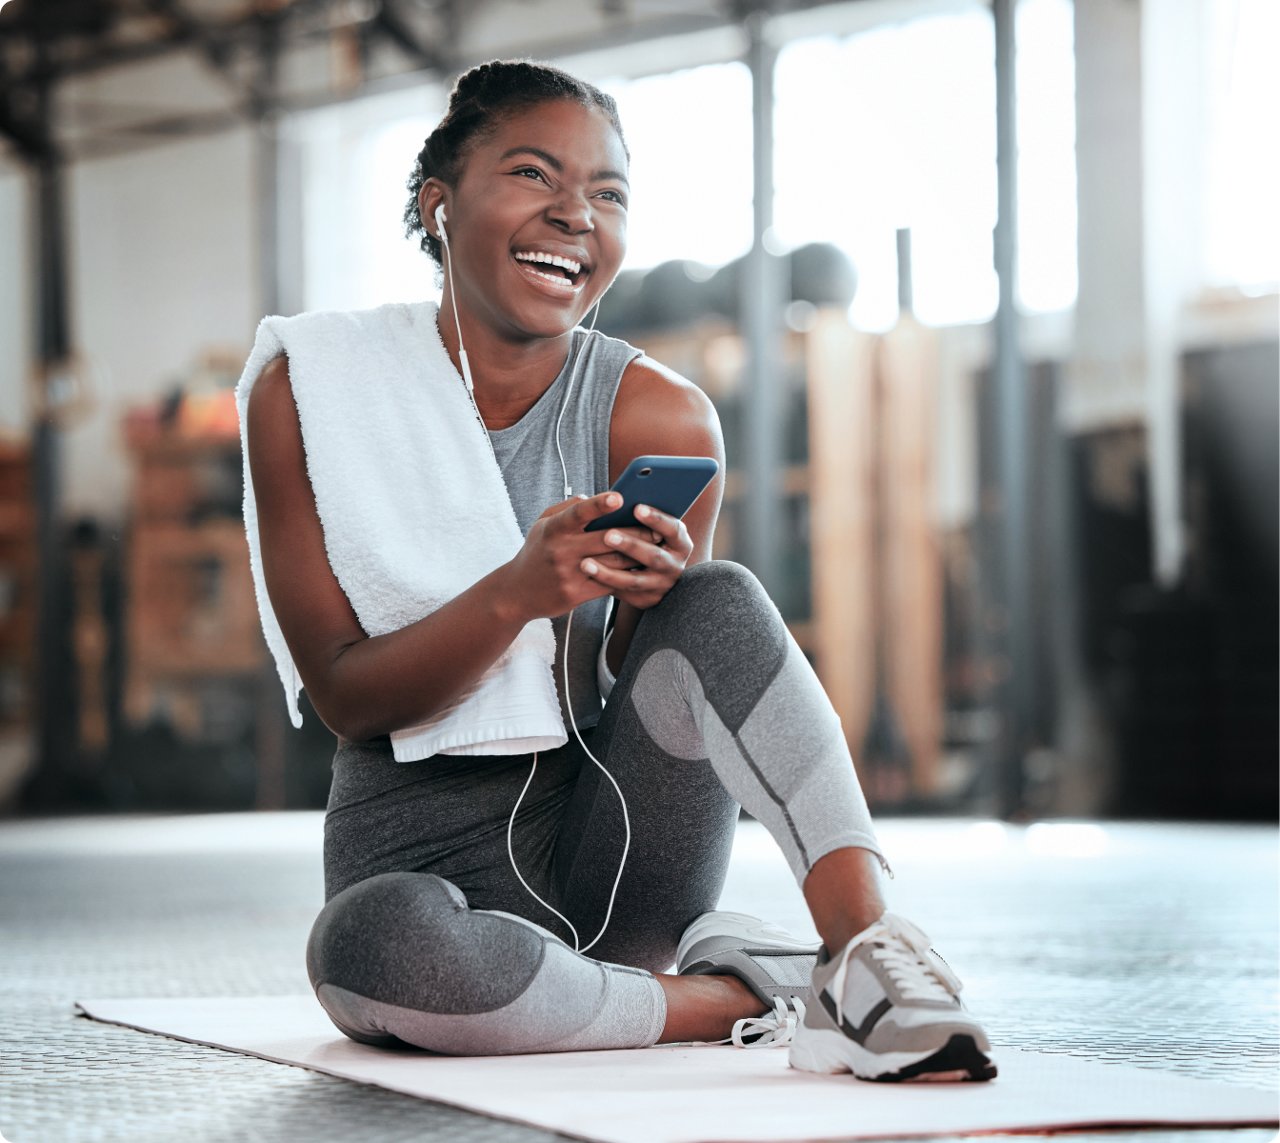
xmin=509 ymin=298 xmax=630 ymax=955
xmin=505 ymin=747 xmax=582 ymax=950
xmin=438 ymin=210 xmax=475 ymax=392
xmin=438 ymin=235 xmax=626 ymax=955
xmin=505 ymin=606 xmax=632 ymax=956
xmin=563 ymin=606 xmax=632 ymax=956
xmin=553 ymin=299 xmax=602 ymax=499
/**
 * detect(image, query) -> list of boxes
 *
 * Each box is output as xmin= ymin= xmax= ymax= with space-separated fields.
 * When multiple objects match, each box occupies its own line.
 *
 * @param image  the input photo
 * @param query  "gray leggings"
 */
xmin=307 ymin=560 xmax=883 ymax=1055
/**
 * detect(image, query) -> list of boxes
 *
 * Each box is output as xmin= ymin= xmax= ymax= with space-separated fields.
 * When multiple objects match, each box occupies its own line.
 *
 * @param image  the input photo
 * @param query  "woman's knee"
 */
xmin=307 ymin=871 xmax=560 ymax=1050
xmin=307 ymin=870 xmax=547 ymax=1011
xmin=637 ymin=561 xmax=789 ymax=717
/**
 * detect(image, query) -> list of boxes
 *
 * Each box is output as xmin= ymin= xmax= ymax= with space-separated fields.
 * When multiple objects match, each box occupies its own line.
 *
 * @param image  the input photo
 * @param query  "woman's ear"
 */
xmin=419 ymin=180 xmax=448 ymax=240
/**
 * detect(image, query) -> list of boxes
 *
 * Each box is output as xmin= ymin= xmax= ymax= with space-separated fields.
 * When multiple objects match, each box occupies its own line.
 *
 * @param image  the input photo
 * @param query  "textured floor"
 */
xmin=0 ymin=812 xmax=1276 ymax=1143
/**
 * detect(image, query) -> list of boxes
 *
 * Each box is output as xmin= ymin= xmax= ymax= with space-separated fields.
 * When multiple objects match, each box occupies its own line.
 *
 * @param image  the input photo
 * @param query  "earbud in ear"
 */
xmin=434 ymin=204 xmax=448 ymax=244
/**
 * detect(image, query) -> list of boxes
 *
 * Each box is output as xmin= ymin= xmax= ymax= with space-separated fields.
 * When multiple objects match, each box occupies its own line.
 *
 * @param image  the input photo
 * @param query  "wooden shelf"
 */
xmin=122 ymin=429 xmax=265 ymax=736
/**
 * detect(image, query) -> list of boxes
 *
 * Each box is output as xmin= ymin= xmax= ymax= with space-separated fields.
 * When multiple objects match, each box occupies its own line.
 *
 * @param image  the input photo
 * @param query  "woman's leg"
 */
xmin=550 ymin=560 xmax=888 ymax=1032
xmin=307 ymin=739 xmax=668 ymax=1055
xmin=306 ymin=869 xmax=667 ymax=1054
xmin=548 ymin=559 xmax=993 ymax=1081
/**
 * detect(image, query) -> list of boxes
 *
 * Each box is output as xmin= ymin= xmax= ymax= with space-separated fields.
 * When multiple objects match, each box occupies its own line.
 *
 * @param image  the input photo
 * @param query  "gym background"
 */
xmin=0 ymin=0 xmax=1275 ymax=824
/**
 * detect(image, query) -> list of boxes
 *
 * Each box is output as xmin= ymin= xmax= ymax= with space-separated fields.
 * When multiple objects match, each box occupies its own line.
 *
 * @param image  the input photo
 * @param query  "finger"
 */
xmin=599 ymin=526 xmax=682 ymax=573
xmin=537 ymin=493 xmax=591 ymax=521
xmin=633 ymin=505 xmax=692 ymax=552
xmin=594 ymin=551 xmax=638 ymax=572
xmin=581 ymin=559 xmax=669 ymax=594
xmin=557 ymin=490 xmax=623 ymax=532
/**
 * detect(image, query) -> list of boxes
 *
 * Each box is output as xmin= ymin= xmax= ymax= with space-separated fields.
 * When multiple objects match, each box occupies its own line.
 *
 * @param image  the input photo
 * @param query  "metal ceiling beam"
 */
xmin=137 ymin=0 xmax=247 ymax=96
xmin=0 ymin=0 xmax=334 ymax=84
xmin=0 ymin=98 xmax=53 ymax=160
xmin=373 ymin=0 xmax=449 ymax=73
xmin=0 ymin=0 xmax=868 ymax=163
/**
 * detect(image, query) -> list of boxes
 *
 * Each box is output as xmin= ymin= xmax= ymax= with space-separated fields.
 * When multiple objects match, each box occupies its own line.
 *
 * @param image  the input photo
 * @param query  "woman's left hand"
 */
xmin=580 ymin=503 xmax=693 ymax=610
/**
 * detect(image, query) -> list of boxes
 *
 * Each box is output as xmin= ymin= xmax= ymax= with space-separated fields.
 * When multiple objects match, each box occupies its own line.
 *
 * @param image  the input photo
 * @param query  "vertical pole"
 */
xmin=992 ymin=0 xmax=1032 ymax=817
xmin=741 ymin=9 xmax=783 ymax=597
xmin=257 ymin=121 xmax=280 ymax=315
xmin=252 ymin=16 xmax=287 ymax=806
xmin=32 ymin=60 xmax=71 ymax=794
xmin=255 ymin=17 xmax=281 ymax=316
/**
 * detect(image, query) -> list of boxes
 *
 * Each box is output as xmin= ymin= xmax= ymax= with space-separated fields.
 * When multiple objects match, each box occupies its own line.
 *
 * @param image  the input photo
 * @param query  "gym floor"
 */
xmin=1 ymin=812 xmax=1276 ymax=1143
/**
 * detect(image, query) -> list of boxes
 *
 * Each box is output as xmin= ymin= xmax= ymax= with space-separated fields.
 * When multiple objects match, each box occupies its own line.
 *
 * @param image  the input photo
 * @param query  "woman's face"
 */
xmin=428 ymin=99 xmax=629 ymax=343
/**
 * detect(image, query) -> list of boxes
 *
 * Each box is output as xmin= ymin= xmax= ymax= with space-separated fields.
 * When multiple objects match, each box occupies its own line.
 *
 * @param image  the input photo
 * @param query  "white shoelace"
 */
xmin=829 ymin=913 xmax=963 ymax=1027
xmin=711 ymin=995 xmax=806 ymax=1048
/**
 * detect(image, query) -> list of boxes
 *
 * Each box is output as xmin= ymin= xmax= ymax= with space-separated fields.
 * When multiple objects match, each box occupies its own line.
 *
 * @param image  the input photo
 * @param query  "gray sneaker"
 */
xmin=788 ymin=912 xmax=997 ymax=1082
xmin=676 ymin=910 xmax=819 ymax=1007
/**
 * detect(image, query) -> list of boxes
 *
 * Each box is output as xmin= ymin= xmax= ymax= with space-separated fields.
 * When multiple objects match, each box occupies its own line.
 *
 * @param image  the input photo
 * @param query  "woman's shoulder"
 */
xmin=611 ymin=354 xmax=722 ymax=460
xmin=617 ymin=353 xmax=715 ymax=415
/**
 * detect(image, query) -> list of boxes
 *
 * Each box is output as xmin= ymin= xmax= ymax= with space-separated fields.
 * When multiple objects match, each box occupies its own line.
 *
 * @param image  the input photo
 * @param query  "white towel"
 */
xmin=235 ymin=300 xmax=568 ymax=761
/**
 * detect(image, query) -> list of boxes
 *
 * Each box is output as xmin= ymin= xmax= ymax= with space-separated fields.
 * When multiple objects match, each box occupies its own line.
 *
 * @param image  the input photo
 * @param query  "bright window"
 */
xmin=775 ymin=0 xmax=1075 ymax=329
xmin=1203 ymin=0 xmax=1279 ymax=290
xmin=603 ymin=63 xmax=754 ymax=273
xmin=289 ymin=1 xmax=1080 ymax=326
xmin=292 ymin=85 xmax=444 ymax=313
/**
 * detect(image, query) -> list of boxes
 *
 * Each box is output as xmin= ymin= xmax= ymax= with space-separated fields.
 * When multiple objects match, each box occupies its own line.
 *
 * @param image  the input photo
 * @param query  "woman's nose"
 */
xmin=548 ymin=191 xmax=594 ymax=234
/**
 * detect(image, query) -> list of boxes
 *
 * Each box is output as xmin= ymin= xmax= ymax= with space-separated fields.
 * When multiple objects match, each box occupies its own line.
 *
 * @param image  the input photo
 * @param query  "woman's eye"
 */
xmin=597 ymin=189 xmax=628 ymax=207
xmin=514 ymin=166 xmax=547 ymax=183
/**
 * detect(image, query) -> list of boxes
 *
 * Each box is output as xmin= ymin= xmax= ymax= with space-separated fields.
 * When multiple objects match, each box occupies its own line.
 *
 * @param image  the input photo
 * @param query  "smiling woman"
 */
xmin=235 ymin=58 xmax=996 ymax=1083
xmin=420 ymin=98 xmax=629 ymax=353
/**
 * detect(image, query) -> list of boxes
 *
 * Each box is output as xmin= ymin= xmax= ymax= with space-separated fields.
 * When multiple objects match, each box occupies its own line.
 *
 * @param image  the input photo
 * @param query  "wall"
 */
xmin=64 ymin=127 xmax=258 ymax=522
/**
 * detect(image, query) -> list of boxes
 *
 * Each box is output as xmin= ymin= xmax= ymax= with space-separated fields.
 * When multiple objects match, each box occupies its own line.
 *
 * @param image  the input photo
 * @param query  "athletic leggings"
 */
xmin=306 ymin=560 xmax=885 ymax=1055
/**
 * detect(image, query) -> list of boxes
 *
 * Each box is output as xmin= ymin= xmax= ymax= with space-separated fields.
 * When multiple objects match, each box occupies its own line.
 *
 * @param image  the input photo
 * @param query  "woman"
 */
xmin=239 ymin=59 xmax=995 ymax=1082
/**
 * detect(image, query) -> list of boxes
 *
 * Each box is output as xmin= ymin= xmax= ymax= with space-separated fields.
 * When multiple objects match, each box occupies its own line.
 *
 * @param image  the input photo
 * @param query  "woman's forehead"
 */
xmin=469 ymin=100 xmax=628 ymax=174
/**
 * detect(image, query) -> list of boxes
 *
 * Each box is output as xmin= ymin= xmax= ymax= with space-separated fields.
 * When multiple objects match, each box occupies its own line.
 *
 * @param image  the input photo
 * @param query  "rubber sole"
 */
xmin=789 ymin=1025 xmax=997 ymax=1083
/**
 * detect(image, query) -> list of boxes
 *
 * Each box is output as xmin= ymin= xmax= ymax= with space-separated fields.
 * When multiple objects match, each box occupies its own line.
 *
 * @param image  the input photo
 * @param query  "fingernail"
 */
xmin=583 ymin=559 xmax=598 ymax=575
xmin=634 ymin=504 xmax=650 ymax=518
xmin=608 ymin=492 xmax=622 ymax=507
xmin=606 ymin=531 xmax=621 ymax=545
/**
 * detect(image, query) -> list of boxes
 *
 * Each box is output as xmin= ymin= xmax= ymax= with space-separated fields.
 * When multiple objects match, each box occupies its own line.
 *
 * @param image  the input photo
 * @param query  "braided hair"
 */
xmin=404 ymin=59 xmax=628 ymax=268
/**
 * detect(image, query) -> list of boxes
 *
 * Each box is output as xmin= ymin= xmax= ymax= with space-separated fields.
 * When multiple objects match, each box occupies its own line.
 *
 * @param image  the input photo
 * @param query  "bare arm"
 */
xmin=247 ymin=355 xmax=627 ymax=742
xmin=601 ymin=356 xmax=726 ymax=673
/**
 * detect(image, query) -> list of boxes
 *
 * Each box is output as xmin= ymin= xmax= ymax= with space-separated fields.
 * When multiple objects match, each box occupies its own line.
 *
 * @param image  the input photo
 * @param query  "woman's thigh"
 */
xmin=323 ymin=735 xmax=584 ymax=918
xmin=551 ymin=563 xmax=784 ymax=971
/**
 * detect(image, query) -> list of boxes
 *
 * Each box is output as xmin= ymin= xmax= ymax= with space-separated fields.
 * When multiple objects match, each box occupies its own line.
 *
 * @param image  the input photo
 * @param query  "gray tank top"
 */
xmin=488 ymin=327 xmax=643 ymax=731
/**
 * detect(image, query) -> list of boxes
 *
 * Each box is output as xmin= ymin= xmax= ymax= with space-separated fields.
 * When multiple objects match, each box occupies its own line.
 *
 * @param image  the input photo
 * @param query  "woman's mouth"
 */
xmin=514 ymin=250 xmax=587 ymax=293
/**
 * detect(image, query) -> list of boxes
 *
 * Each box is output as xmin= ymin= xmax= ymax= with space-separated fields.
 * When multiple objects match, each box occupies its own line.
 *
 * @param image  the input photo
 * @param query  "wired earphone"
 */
xmin=435 ymin=203 xmax=631 ymax=957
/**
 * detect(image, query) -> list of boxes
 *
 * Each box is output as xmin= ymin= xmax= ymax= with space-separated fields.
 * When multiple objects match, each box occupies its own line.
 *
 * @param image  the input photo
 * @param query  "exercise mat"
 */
xmin=77 ymin=996 xmax=1277 ymax=1143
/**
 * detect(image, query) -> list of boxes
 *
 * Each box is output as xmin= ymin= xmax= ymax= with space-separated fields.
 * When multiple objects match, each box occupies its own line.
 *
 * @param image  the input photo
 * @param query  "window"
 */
xmin=290 ymin=85 xmax=444 ymax=313
xmin=1203 ymin=0 xmax=1279 ymax=290
xmin=602 ymin=63 xmax=754 ymax=273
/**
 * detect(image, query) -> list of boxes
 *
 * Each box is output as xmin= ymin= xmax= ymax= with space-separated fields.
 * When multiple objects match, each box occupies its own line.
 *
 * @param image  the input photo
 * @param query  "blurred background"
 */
xmin=0 ymin=0 xmax=1274 ymax=823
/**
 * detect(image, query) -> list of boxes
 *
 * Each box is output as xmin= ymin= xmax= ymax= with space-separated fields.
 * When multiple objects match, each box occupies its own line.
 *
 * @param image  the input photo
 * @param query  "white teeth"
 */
xmin=515 ymin=251 xmax=582 ymax=275
xmin=523 ymin=265 xmax=578 ymax=289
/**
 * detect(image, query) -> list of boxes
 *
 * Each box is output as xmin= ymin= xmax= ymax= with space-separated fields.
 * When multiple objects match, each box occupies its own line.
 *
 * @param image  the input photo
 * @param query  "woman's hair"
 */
xmin=404 ymin=59 xmax=628 ymax=268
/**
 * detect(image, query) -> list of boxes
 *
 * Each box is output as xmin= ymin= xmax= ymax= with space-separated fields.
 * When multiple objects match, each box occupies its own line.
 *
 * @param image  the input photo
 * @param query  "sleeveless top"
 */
xmin=489 ymin=326 xmax=643 ymax=731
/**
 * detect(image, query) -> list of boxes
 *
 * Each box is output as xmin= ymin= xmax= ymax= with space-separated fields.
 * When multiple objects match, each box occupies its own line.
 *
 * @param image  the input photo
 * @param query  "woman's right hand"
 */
xmin=503 ymin=491 xmax=647 ymax=620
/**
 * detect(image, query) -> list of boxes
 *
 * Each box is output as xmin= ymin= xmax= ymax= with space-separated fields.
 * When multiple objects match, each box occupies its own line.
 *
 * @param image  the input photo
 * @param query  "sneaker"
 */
xmin=788 ymin=912 xmax=997 ymax=1083
xmin=676 ymin=910 xmax=820 ymax=1009
xmin=719 ymin=994 xmax=808 ymax=1048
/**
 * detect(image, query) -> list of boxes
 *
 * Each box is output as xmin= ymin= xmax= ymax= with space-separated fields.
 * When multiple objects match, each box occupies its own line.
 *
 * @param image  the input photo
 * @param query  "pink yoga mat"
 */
xmin=77 ymin=995 xmax=1278 ymax=1143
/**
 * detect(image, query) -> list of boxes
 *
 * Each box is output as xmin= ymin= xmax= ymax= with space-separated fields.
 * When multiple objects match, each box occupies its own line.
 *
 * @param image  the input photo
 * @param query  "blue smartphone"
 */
xmin=585 ymin=455 xmax=720 ymax=532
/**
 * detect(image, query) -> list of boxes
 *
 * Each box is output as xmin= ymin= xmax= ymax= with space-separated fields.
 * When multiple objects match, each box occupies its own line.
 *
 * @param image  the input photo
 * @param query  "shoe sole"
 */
xmin=789 ymin=1026 xmax=997 ymax=1083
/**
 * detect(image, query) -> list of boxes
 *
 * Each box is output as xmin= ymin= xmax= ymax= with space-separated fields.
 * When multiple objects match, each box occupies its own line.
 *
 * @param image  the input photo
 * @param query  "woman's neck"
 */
xmin=436 ymin=304 xmax=574 ymax=430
